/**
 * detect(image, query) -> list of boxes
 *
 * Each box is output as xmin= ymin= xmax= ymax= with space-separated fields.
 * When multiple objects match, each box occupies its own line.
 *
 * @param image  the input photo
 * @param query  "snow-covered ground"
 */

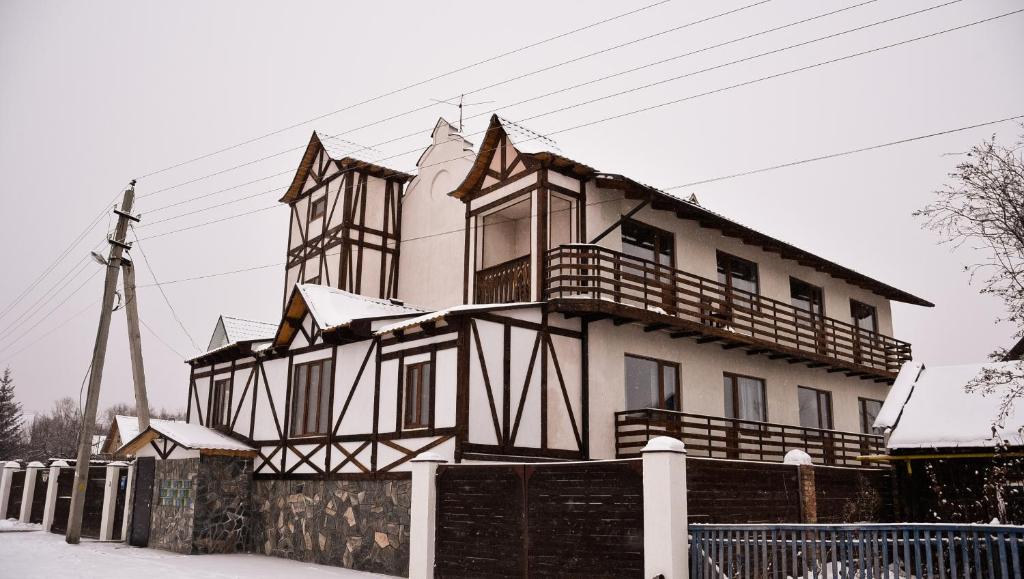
xmin=0 ymin=518 xmax=42 ymax=532
xmin=0 ymin=530 xmax=391 ymax=579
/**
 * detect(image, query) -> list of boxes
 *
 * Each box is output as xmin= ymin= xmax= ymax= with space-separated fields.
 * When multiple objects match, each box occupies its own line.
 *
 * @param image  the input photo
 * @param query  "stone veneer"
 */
xmin=251 ymin=478 xmax=411 ymax=577
xmin=149 ymin=458 xmax=199 ymax=554
xmin=193 ymin=456 xmax=252 ymax=554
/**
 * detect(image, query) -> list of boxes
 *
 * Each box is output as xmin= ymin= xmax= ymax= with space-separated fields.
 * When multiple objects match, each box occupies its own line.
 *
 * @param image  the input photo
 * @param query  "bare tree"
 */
xmin=25 ymin=397 xmax=91 ymax=460
xmin=916 ymin=129 xmax=1024 ymax=423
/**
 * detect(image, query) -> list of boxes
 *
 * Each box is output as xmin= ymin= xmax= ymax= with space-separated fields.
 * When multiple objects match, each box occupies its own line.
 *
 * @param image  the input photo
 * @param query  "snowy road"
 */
xmin=0 ymin=530 xmax=391 ymax=579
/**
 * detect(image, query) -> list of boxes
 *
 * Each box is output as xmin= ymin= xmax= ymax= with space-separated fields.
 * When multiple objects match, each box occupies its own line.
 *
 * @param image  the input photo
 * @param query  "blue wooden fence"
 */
xmin=690 ymin=524 xmax=1024 ymax=579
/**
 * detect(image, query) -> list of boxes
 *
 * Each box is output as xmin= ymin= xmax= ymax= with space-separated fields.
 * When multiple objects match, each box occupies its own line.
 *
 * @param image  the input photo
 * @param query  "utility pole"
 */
xmin=66 ymin=180 xmax=139 ymax=544
xmin=121 ymin=258 xmax=151 ymax=431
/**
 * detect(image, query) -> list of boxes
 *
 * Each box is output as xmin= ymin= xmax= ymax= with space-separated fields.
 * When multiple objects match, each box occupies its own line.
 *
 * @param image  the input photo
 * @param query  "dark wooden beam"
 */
xmin=695 ymin=336 xmax=719 ymax=344
xmin=669 ymin=331 xmax=700 ymax=339
xmin=644 ymin=323 xmax=670 ymax=333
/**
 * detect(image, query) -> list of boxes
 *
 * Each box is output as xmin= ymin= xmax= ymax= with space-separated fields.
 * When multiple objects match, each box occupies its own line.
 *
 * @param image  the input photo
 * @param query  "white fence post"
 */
xmin=99 ymin=462 xmax=125 ymax=540
xmin=42 ymin=460 xmax=68 ymax=532
xmin=120 ymin=462 xmax=135 ymax=542
xmin=643 ymin=436 xmax=688 ymax=579
xmin=409 ymin=452 xmax=447 ymax=579
xmin=0 ymin=461 xmax=19 ymax=517
xmin=19 ymin=461 xmax=44 ymax=523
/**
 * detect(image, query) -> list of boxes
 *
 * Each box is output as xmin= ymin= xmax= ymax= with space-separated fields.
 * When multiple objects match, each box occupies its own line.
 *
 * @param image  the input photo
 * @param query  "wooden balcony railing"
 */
xmin=615 ymin=408 xmax=884 ymax=466
xmin=475 ymin=254 xmax=531 ymax=304
xmin=545 ymin=244 xmax=911 ymax=374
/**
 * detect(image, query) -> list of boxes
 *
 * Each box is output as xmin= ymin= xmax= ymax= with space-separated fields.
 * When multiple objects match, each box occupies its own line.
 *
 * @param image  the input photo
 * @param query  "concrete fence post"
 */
xmin=42 ymin=460 xmax=69 ymax=532
xmin=642 ymin=436 xmax=688 ymax=579
xmin=120 ymin=462 xmax=135 ymax=542
xmin=409 ymin=452 xmax=447 ymax=579
xmin=784 ymin=449 xmax=817 ymax=523
xmin=0 ymin=461 xmax=19 ymax=517
xmin=99 ymin=462 xmax=126 ymax=540
xmin=20 ymin=461 xmax=45 ymax=523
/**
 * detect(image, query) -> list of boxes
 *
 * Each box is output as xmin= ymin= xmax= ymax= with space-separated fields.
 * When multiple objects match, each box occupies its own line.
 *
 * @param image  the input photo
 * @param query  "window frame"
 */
xmin=716 ymin=251 xmax=760 ymax=296
xmin=789 ymin=277 xmax=825 ymax=318
xmin=310 ymin=196 xmax=328 ymax=221
xmin=623 ymin=353 xmax=681 ymax=412
xmin=210 ymin=378 xmax=231 ymax=429
xmin=850 ymin=299 xmax=878 ymax=334
xmin=290 ymin=358 xmax=333 ymax=438
xmin=797 ymin=386 xmax=834 ymax=430
xmin=859 ymin=397 xmax=884 ymax=435
xmin=403 ymin=361 xmax=433 ymax=430
xmin=723 ymin=372 xmax=768 ymax=422
xmin=621 ymin=219 xmax=676 ymax=267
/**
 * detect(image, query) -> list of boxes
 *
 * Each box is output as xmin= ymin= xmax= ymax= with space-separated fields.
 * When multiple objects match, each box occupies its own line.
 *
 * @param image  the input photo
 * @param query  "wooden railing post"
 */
xmin=642 ymin=437 xmax=688 ymax=579
xmin=410 ymin=452 xmax=447 ymax=579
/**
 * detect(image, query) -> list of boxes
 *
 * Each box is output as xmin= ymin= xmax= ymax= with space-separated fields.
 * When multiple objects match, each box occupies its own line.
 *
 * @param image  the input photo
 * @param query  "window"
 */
xmin=622 ymin=220 xmax=674 ymax=266
xmin=404 ymin=362 xmax=432 ymax=429
xmin=210 ymin=379 xmax=231 ymax=428
xmin=310 ymin=196 xmax=327 ymax=221
xmin=850 ymin=300 xmax=878 ymax=333
xmin=624 ymin=354 xmax=679 ymax=411
xmin=798 ymin=386 xmax=833 ymax=430
xmin=290 ymin=359 xmax=332 ymax=437
xmin=724 ymin=373 xmax=766 ymax=422
xmin=716 ymin=252 xmax=759 ymax=295
xmin=790 ymin=278 xmax=824 ymax=317
xmin=158 ymin=479 xmax=193 ymax=508
xmin=859 ymin=398 xmax=884 ymax=435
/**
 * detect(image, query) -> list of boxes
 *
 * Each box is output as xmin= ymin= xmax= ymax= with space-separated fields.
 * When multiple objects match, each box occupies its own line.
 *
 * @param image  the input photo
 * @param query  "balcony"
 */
xmin=544 ymin=244 xmax=911 ymax=380
xmin=615 ymin=408 xmax=884 ymax=466
xmin=475 ymin=254 xmax=531 ymax=304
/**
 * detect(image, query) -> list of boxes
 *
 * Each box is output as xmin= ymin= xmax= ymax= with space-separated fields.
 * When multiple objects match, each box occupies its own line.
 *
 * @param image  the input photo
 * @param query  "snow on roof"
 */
xmin=114 ymin=415 xmax=140 ymax=446
xmin=298 ymin=284 xmax=425 ymax=331
xmin=375 ymin=302 xmax=539 ymax=336
xmin=142 ymin=420 xmax=254 ymax=452
xmin=873 ymin=361 xmax=924 ymax=430
xmin=884 ymin=361 xmax=1024 ymax=450
xmin=206 ymin=315 xmax=277 ymax=353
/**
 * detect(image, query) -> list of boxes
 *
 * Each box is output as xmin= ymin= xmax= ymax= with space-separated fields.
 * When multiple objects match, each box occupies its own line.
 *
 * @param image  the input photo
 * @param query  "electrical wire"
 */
xmin=130 ymin=229 xmax=202 ymax=353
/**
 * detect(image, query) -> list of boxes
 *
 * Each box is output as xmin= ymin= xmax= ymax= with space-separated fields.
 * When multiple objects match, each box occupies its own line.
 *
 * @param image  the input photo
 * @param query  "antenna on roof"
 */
xmin=429 ymin=94 xmax=495 ymax=133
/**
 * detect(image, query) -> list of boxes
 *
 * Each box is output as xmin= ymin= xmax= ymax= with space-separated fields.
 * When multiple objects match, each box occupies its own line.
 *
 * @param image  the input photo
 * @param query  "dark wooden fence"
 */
xmin=688 ymin=458 xmax=802 ymax=524
xmin=615 ymin=408 xmax=884 ymax=466
xmin=690 ymin=524 xmax=1024 ymax=579
xmin=28 ymin=469 xmax=47 ymax=523
xmin=49 ymin=468 xmax=75 ymax=535
xmin=5 ymin=469 xmax=25 ymax=519
xmin=545 ymin=244 xmax=911 ymax=373
xmin=434 ymin=460 xmax=644 ymax=578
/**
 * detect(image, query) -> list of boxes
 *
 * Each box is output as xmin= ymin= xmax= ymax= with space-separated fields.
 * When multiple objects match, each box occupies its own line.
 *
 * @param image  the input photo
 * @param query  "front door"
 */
xmin=129 ymin=457 xmax=155 ymax=547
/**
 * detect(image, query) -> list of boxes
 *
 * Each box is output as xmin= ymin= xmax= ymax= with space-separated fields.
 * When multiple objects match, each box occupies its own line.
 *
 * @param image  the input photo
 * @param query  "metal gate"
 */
xmin=28 ymin=469 xmax=47 ymax=523
xmin=434 ymin=460 xmax=644 ymax=578
xmin=49 ymin=468 xmax=74 ymax=535
xmin=129 ymin=457 xmax=155 ymax=546
xmin=5 ymin=469 xmax=25 ymax=519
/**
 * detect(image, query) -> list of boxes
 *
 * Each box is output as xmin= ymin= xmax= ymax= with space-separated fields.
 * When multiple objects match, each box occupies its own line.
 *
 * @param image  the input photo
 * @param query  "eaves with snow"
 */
xmin=876 ymin=360 xmax=1024 ymax=451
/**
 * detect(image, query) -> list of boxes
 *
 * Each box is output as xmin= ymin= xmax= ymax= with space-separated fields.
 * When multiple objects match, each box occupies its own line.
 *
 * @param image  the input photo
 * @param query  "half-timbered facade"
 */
xmin=180 ymin=115 xmax=933 ymax=477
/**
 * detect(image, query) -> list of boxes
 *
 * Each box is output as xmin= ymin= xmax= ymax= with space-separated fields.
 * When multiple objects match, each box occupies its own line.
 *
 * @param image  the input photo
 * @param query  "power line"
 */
xmin=130 ymin=229 xmax=202 ymax=353
xmin=136 ymin=5 xmax=1023 ymax=241
xmin=135 ymin=0 xmax=674 ymax=181
xmin=139 ymin=315 xmax=187 ymax=360
xmin=136 ymin=0 xmax=771 ymax=199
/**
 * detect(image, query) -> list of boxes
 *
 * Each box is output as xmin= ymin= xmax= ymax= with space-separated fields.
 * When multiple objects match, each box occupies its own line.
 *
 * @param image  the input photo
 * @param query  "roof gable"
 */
xmin=275 ymin=284 xmax=425 ymax=347
xmin=280 ymin=132 xmax=413 ymax=204
xmin=121 ymin=419 xmax=255 ymax=456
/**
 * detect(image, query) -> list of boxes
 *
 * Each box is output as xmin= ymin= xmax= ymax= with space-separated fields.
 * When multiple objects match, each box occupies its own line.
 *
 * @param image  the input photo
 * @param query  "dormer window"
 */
xmin=310 ymin=197 xmax=327 ymax=221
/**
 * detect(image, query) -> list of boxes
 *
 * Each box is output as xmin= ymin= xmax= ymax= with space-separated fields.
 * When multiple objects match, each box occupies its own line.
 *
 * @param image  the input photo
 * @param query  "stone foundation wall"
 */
xmin=149 ymin=458 xmax=199 ymax=554
xmin=194 ymin=456 xmax=252 ymax=554
xmin=251 ymin=478 xmax=411 ymax=577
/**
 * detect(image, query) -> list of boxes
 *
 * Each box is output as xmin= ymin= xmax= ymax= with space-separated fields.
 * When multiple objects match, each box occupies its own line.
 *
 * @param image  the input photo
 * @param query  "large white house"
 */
xmin=180 ymin=114 xmax=932 ymax=478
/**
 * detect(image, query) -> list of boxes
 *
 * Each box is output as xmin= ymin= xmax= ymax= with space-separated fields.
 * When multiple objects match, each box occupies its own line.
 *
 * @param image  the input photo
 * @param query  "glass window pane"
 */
xmin=851 ymin=300 xmax=877 ymax=332
xmin=820 ymin=392 xmax=833 ymax=429
xmin=724 ymin=375 xmax=735 ymax=419
xmin=737 ymin=377 xmax=766 ymax=421
xmin=292 ymin=366 xmax=307 ymax=435
xmin=420 ymin=364 xmax=432 ymax=426
xmin=662 ymin=365 xmax=678 ymax=411
xmin=861 ymin=399 xmax=883 ymax=434
xmin=798 ymin=387 xmax=820 ymax=428
xmin=307 ymin=365 xmax=320 ymax=434
xmin=405 ymin=367 xmax=418 ymax=426
xmin=319 ymin=363 xmax=331 ymax=434
xmin=791 ymin=278 xmax=822 ymax=315
xmin=625 ymin=356 xmax=659 ymax=410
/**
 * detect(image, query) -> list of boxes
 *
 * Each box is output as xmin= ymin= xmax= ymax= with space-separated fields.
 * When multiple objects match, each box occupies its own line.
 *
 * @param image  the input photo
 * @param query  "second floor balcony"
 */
xmin=542 ymin=244 xmax=912 ymax=379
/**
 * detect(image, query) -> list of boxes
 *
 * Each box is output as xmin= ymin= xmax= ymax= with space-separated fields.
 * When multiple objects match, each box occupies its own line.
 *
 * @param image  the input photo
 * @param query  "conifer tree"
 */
xmin=0 ymin=367 xmax=24 ymax=458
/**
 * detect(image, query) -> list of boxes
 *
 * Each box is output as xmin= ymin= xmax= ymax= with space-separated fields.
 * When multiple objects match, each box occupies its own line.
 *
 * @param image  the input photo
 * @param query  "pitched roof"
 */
xmin=452 ymin=115 xmax=931 ymax=307
xmin=207 ymin=315 xmax=278 ymax=352
xmin=879 ymin=361 xmax=1024 ymax=450
xmin=375 ymin=302 xmax=540 ymax=336
xmin=275 ymin=284 xmax=425 ymax=346
xmin=280 ymin=131 xmax=413 ymax=204
xmin=114 ymin=415 xmax=141 ymax=448
xmin=120 ymin=419 xmax=255 ymax=455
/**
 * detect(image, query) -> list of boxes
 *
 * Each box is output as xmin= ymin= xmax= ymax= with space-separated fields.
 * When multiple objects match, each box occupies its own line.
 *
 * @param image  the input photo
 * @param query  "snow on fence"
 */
xmin=689 ymin=523 xmax=1024 ymax=579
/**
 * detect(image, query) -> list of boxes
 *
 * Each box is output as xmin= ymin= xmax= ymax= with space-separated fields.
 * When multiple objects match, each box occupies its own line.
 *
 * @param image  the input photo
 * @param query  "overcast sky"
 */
xmin=1 ymin=0 xmax=1021 ymax=416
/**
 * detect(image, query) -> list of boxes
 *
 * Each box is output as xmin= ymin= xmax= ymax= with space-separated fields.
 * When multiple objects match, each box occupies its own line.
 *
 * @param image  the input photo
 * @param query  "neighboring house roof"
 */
xmin=452 ymin=114 xmax=931 ymax=307
xmin=877 ymin=361 xmax=1024 ymax=450
xmin=275 ymin=284 xmax=426 ymax=346
xmin=1005 ymin=336 xmax=1024 ymax=361
xmin=120 ymin=419 xmax=255 ymax=456
xmin=104 ymin=415 xmax=186 ymax=454
xmin=207 ymin=315 xmax=278 ymax=352
xmin=280 ymin=131 xmax=413 ymax=204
